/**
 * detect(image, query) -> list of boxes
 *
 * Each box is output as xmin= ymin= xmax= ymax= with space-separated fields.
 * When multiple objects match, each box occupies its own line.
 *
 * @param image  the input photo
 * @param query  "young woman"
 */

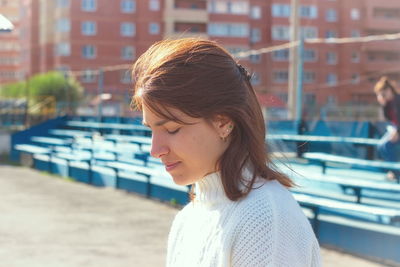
xmin=374 ymin=76 xmax=400 ymax=180
xmin=132 ymin=38 xmax=321 ymax=266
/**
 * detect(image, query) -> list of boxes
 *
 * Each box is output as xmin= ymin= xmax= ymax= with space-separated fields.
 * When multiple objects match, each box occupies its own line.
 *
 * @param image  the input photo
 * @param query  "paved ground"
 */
xmin=0 ymin=165 xmax=393 ymax=267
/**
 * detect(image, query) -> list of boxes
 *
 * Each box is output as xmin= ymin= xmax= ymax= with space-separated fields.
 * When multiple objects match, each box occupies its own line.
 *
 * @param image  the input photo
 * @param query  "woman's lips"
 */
xmin=165 ymin=162 xmax=180 ymax=172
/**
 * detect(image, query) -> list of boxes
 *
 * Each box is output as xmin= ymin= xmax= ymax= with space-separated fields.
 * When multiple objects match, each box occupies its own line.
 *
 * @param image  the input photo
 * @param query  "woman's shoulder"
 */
xmin=231 ymin=179 xmax=321 ymax=266
xmin=240 ymin=179 xmax=296 ymax=209
xmin=235 ymin=179 xmax=309 ymax=229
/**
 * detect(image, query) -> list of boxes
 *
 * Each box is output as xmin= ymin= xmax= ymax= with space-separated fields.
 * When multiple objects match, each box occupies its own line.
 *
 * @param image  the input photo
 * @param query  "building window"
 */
xmin=300 ymin=5 xmax=318 ymax=19
xmin=351 ymin=8 xmax=360 ymax=20
xmin=121 ymin=22 xmax=135 ymax=37
xmin=121 ymin=70 xmax=131 ymax=84
xmin=273 ymin=71 xmax=289 ymax=83
xmin=55 ymin=42 xmax=70 ymax=56
xmin=0 ymin=71 xmax=21 ymax=80
xmin=326 ymin=95 xmax=336 ymax=105
xmin=229 ymin=24 xmax=249 ymax=37
xmin=351 ymin=73 xmax=360 ymax=84
xmin=174 ymin=23 xmax=203 ymax=33
xmin=0 ymin=57 xmax=19 ymax=65
xmin=325 ymin=9 xmax=337 ymax=22
xmin=326 ymin=73 xmax=337 ymax=86
xmin=56 ymin=18 xmax=70 ymax=32
xmin=250 ymin=6 xmax=261 ymax=19
xmin=305 ymin=93 xmax=316 ymax=105
xmin=271 ymin=4 xmax=290 ymax=17
xmin=229 ymin=1 xmax=249 ymax=15
xmin=250 ymin=28 xmax=261 ymax=43
xmin=368 ymin=53 xmax=375 ymax=61
xmin=272 ymin=25 xmax=289 ymax=40
xmin=303 ymin=49 xmax=317 ymax=62
xmin=121 ymin=46 xmax=135 ymax=60
xmin=82 ymin=0 xmax=96 ymax=12
xmin=249 ymin=54 xmax=261 ymax=63
xmin=208 ymin=24 xmax=227 ymax=36
xmin=326 ymin=52 xmax=337 ymax=64
xmin=301 ymin=26 xmax=318 ymax=39
xmin=373 ymin=8 xmax=400 ymax=19
xmin=208 ymin=23 xmax=249 ymax=37
xmin=325 ymin=30 xmax=337 ymax=39
xmin=226 ymin=47 xmax=248 ymax=58
xmin=82 ymin=45 xmax=96 ymax=59
xmin=272 ymin=49 xmax=289 ymax=61
xmin=56 ymin=0 xmax=70 ymax=8
xmin=149 ymin=0 xmax=159 ymax=11
xmin=121 ymin=0 xmax=135 ymax=13
xmin=82 ymin=69 xmax=96 ymax=83
xmin=149 ymin=23 xmax=160 ymax=35
xmin=303 ymin=71 xmax=316 ymax=83
xmin=55 ymin=65 xmax=70 ymax=75
xmin=208 ymin=1 xmax=226 ymax=13
xmin=251 ymin=72 xmax=260 ymax=85
xmin=351 ymin=52 xmax=360 ymax=63
xmin=351 ymin=30 xmax=360 ymax=37
xmin=278 ymin=93 xmax=288 ymax=103
xmin=81 ymin=21 xmax=96 ymax=36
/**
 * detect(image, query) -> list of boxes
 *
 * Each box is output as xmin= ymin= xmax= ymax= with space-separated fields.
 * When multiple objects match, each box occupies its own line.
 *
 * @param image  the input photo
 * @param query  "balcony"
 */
xmin=362 ymin=40 xmax=400 ymax=52
xmin=364 ymin=5 xmax=400 ymax=31
xmin=166 ymin=32 xmax=208 ymax=39
xmin=364 ymin=18 xmax=400 ymax=32
xmin=164 ymin=8 xmax=208 ymax=24
xmin=362 ymin=61 xmax=400 ymax=73
xmin=164 ymin=0 xmax=208 ymax=36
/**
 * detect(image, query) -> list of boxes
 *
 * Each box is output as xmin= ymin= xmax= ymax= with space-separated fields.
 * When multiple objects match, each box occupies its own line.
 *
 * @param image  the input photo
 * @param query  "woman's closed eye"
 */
xmin=167 ymin=128 xmax=181 ymax=135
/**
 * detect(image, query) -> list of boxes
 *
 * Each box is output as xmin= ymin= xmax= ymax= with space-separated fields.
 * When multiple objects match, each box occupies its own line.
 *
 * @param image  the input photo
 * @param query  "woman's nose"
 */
xmin=150 ymin=134 xmax=169 ymax=158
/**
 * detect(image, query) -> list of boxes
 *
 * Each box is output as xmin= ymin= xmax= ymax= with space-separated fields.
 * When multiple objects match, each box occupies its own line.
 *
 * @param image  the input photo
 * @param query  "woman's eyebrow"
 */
xmin=142 ymin=119 xmax=170 ymax=128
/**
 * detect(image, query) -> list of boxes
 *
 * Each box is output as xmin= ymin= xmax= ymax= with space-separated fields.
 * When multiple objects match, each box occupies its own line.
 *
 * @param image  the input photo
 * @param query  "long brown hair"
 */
xmin=132 ymin=38 xmax=293 ymax=201
xmin=374 ymin=76 xmax=398 ymax=95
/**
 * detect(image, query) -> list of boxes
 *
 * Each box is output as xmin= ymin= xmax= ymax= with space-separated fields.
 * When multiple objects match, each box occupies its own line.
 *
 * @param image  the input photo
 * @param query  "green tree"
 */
xmin=0 ymin=81 xmax=26 ymax=98
xmin=28 ymin=71 xmax=83 ymax=104
xmin=0 ymin=71 xmax=83 ymax=112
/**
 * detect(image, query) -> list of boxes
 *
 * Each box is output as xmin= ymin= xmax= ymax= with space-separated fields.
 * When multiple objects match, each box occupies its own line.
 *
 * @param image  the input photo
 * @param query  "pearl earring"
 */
xmin=221 ymin=125 xmax=233 ymax=142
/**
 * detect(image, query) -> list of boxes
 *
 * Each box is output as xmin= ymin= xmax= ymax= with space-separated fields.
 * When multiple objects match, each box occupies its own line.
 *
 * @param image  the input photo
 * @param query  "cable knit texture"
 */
xmin=166 ymin=172 xmax=322 ymax=267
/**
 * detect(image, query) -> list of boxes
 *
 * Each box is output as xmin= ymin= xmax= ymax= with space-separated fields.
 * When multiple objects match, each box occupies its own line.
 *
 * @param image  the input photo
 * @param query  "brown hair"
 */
xmin=131 ymin=38 xmax=293 ymax=201
xmin=374 ymin=76 xmax=398 ymax=95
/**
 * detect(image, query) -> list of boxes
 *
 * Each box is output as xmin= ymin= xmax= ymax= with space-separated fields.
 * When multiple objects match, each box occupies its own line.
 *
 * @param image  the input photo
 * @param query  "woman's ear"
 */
xmin=212 ymin=115 xmax=234 ymax=140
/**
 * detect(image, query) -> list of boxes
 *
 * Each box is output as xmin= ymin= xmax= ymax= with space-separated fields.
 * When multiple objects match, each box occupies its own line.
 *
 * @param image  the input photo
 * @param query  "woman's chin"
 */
xmin=170 ymin=174 xmax=192 ymax=186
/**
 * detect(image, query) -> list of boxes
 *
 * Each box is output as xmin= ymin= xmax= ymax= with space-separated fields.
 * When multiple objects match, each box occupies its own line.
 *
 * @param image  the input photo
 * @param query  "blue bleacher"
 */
xmin=9 ymin=116 xmax=400 ymax=264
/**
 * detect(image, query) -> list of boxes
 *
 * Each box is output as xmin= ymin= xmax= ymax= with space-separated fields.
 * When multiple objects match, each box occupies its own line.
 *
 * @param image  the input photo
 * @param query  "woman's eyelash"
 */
xmin=167 ymin=128 xmax=180 ymax=134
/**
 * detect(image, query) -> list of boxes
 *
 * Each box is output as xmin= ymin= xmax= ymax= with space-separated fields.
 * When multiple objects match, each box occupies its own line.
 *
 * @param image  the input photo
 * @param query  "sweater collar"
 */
xmin=194 ymin=172 xmax=227 ymax=204
xmin=194 ymin=167 xmax=257 ymax=205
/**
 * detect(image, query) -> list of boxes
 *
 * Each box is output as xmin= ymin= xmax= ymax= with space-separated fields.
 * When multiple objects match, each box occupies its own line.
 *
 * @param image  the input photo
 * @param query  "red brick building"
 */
xmin=16 ymin=0 xmax=400 ymax=113
xmin=267 ymin=0 xmax=400 ymax=110
xmin=0 ymin=1 xmax=21 ymax=84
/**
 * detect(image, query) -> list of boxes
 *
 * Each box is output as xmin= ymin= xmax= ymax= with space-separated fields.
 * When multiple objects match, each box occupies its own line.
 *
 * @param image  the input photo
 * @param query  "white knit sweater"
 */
xmin=166 ymin=172 xmax=322 ymax=267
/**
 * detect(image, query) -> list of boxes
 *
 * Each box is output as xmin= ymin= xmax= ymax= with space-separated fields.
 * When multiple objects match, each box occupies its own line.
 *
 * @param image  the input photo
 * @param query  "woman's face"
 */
xmin=142 ymin=105 xmax=231 ymax=186
xmin=376 ymin=88 xmax=394 ymax=106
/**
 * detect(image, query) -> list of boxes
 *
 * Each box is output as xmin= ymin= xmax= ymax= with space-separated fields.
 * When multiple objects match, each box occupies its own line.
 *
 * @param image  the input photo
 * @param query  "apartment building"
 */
xmin=359 ymin=0 xmax=400 ymax=103
xmin=163 ymin=0 xmax=271 ymax=97
xmin=269 ymin=0 xmax=400 ymax=107
xmin=17 ymin=0 xmax=400 ymax=107
xmin=21 ymin=0 xmax=164 ymax=96
xmin=0 ymin=0 xmax=21 ymax=84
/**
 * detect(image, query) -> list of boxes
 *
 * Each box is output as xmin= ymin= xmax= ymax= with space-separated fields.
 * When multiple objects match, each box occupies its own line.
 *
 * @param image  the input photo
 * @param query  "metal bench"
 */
xmin=297 ymin=175 xmax=400 ymax=203
xmin=267 ymin=134 xmax=380 ymax=159
xmin=293 ymin=193 xmax=400 ymax=237
xmin=303 ymin=152 xmax=400 ymax=182
xmin=14 ymin=144 xmax=51 ymax=167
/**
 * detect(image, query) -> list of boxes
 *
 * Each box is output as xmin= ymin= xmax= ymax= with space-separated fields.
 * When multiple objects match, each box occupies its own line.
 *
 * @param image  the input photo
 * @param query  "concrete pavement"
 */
xmin=0 ymin=165 xmax=391 ymax=267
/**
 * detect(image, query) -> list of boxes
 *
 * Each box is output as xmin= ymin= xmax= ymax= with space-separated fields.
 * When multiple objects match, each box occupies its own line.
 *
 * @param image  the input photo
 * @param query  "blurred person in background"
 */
xmin=374 ymin=76 xmax=400 ymax=181
xmin=131 ymin=38 xmax=321 ymax=267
